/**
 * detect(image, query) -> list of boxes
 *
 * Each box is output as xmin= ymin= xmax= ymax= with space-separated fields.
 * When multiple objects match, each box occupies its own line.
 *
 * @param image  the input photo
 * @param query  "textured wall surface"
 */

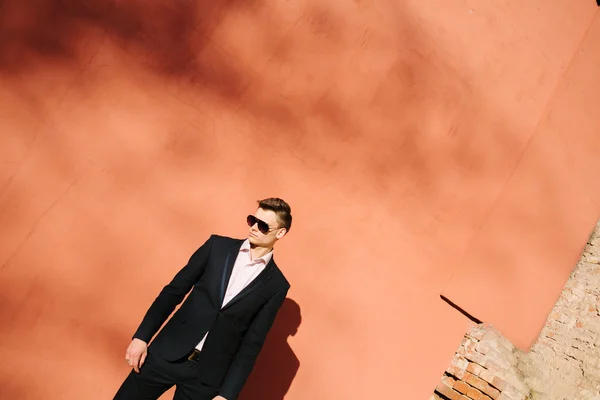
xmin=442 ymin=10 xmax=600 ymax=350
xmin=433 ymin=221 xmax=600 ymax=400
xmin=1 ymin=1 xmax=599 ymax=399
xmin=434 ymin=325 xmax=530 ymax=400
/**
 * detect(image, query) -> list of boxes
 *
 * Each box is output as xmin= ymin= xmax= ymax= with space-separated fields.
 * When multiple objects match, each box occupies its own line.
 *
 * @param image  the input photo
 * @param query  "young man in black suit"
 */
xmin=113 ymin=198 xmax=292 ymax=400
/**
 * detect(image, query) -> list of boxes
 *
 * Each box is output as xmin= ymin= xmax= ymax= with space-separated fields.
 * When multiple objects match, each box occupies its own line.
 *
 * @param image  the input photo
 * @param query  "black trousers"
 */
xmin=113 ymin=348 xmax=220 ymax=400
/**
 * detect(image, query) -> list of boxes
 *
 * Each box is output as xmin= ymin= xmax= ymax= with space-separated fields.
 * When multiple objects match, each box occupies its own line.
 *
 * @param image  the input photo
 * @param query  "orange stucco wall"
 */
xmin=442 ymin=11 xmax=600 ymax=351
xmin=0 ymin=0 xmax=598 ymax=399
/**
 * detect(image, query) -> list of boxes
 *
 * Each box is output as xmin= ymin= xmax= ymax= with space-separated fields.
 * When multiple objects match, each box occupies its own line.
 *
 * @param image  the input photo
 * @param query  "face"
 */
xmin=247 ymin=208 xmax=287 ymax=248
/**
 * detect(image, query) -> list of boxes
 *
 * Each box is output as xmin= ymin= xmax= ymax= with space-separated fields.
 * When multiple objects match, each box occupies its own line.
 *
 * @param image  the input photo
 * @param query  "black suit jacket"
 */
xmin=132 ymin=234 xmax=290 ymax=400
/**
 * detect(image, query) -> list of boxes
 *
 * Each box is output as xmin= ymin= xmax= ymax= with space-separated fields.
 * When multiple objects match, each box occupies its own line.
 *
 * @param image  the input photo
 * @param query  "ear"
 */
xmin=276 ymin=228 xmax=287 ymax=240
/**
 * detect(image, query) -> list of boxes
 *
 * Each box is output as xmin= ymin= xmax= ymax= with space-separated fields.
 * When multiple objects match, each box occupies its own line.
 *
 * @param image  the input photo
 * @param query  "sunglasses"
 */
xmin=247 ymin=215 xmax=278 ymax=235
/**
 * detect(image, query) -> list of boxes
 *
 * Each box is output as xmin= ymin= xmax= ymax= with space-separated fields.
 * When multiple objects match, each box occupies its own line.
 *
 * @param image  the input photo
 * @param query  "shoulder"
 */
xmin=207 ymin=234 xmax=244 ymax=246
xmin=270 ymin=260 xmax=291 ymax=291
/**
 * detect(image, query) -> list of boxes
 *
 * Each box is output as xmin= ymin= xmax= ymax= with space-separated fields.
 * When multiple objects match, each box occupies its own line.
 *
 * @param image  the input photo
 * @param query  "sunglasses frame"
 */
xmin=247 ymin=215 xmax=279 ymax=235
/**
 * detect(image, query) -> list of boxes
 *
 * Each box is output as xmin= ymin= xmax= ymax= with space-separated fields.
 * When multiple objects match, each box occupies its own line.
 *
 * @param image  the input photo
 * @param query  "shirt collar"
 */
xmin=240 ymin=239 xmax=273 ymax=265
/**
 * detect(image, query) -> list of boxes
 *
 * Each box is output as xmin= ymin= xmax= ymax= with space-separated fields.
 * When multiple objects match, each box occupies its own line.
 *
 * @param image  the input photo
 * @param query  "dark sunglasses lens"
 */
xmin=257 ymin=220 xmax=269 ymax=234
xmin=247 ymin=215 xmax=269 ymax=234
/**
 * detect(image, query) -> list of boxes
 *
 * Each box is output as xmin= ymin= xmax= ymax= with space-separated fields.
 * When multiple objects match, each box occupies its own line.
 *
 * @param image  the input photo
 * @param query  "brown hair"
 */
xmin=257 ymin=197 xmax=292 ymax=232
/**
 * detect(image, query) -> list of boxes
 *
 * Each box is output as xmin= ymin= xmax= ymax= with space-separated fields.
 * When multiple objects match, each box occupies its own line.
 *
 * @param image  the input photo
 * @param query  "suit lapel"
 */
xmin=219 ymin=241 xmax=243 ymax=305
xmin=221 ymin=260 xmax=274 ymax=311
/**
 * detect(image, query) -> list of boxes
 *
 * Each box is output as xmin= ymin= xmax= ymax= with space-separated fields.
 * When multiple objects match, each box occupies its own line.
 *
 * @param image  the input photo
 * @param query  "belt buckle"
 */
xmin=187 ymin=349 xmax=200 ymax=362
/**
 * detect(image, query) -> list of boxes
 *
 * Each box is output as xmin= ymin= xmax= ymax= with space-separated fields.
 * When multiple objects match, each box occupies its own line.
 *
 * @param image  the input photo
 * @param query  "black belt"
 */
xmin=187 ymin=349 xmax=202 ymax=362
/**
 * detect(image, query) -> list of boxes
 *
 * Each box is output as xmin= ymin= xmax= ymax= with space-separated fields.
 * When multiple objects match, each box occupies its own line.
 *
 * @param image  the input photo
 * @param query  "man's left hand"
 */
xmin=212 ymin=397 xmax=227 ymax=400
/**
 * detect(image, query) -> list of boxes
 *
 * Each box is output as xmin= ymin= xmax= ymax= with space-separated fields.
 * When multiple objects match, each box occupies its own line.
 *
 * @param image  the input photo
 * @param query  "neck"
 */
xmin=249 ymin=242 xmax=273 ymax=260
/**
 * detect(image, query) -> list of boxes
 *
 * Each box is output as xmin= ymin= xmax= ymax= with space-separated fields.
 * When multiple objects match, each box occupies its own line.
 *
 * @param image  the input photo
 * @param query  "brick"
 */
xmin=466 ymin=373 xmax=501 ymax=399
xmin=464 ymin=350 xmax=488 ymax=366
xmin=447 ymin=365 xmax=466 ymax=380
xmin=479 ymin=369 xmax=496 ymax=385
xmin=466 ymin=385 xmax=489 ymax=400
xmin=441 ymin=374 xmax=456 ymax=388
xmin=481 ymin=358 xmax=503 ymax=374
xmin=470 ymin=329 xmax=486 ymax=341
xmin=465 ymin=373 xmax=488 ymax=392
xmin=483 ymin=384 xmax=501 ymax=399
xmin=436 ymin=382 xmax=463 ymax=400
xmin=491 ymin=376 xmax=509 ymax=392
xmin=475 ymin=341 xmax=493 ymax=355
xmin=467 ymin=362 xmax=484 ymax=376
xmin=453 ymin=380 xmax=470 ymax=394
xmin=558 ymin=313 xmax=571 ymax=324
xmin=483 ymin=385 xmax=500 ymax=399
xmin=465 ymin=339 xmax=477 ymax=351
xmin=455 ymin=356 xmax=470 ymax=370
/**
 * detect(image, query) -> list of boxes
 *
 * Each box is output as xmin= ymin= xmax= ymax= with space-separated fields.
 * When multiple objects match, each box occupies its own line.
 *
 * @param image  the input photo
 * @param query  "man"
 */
xmin=113 ymin=198 xmax=292 ymax=400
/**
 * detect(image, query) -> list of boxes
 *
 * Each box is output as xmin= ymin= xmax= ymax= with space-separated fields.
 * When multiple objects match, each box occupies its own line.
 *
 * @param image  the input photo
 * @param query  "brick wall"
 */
xmin=432 ymin=324 xmax=530 ymax=400
xmin=432 ymin=221 xmax=600 ymax=400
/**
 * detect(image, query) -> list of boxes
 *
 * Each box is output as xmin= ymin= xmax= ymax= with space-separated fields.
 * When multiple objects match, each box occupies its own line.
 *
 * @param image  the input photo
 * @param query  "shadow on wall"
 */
xmin=440 ymin=295 xmax=482 ymax=324
xmin=0 ymin=0 xmax=522 ymax=197
xmin=240 ymin=298 xmax=302 ymax=400
xmin=0 ymin=0 xmax=262 ymax=98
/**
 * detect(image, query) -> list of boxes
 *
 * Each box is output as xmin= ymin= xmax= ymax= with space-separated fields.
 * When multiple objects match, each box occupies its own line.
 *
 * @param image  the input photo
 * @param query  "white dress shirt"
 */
xmin=194 ymin=239 xmax=272 ymax=351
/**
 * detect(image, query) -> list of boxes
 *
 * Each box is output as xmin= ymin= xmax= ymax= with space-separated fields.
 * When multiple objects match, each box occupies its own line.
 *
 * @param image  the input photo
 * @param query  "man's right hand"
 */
xmin=125 ymin=338 xmax=148 ymax=373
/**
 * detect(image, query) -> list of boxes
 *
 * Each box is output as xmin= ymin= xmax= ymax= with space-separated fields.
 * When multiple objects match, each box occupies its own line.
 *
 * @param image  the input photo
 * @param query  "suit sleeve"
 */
xmin=132 ymin=235 xmax=215 ymax=343
xmin=219 ymin=288 xmax=289 ymax=400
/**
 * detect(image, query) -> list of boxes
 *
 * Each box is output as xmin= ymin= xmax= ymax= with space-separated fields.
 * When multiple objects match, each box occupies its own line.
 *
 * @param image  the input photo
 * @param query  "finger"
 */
xmin=139 ymin=351 xmax=147 ymax=368
xmin=132 ymin=353 xmax=141 ymax=373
